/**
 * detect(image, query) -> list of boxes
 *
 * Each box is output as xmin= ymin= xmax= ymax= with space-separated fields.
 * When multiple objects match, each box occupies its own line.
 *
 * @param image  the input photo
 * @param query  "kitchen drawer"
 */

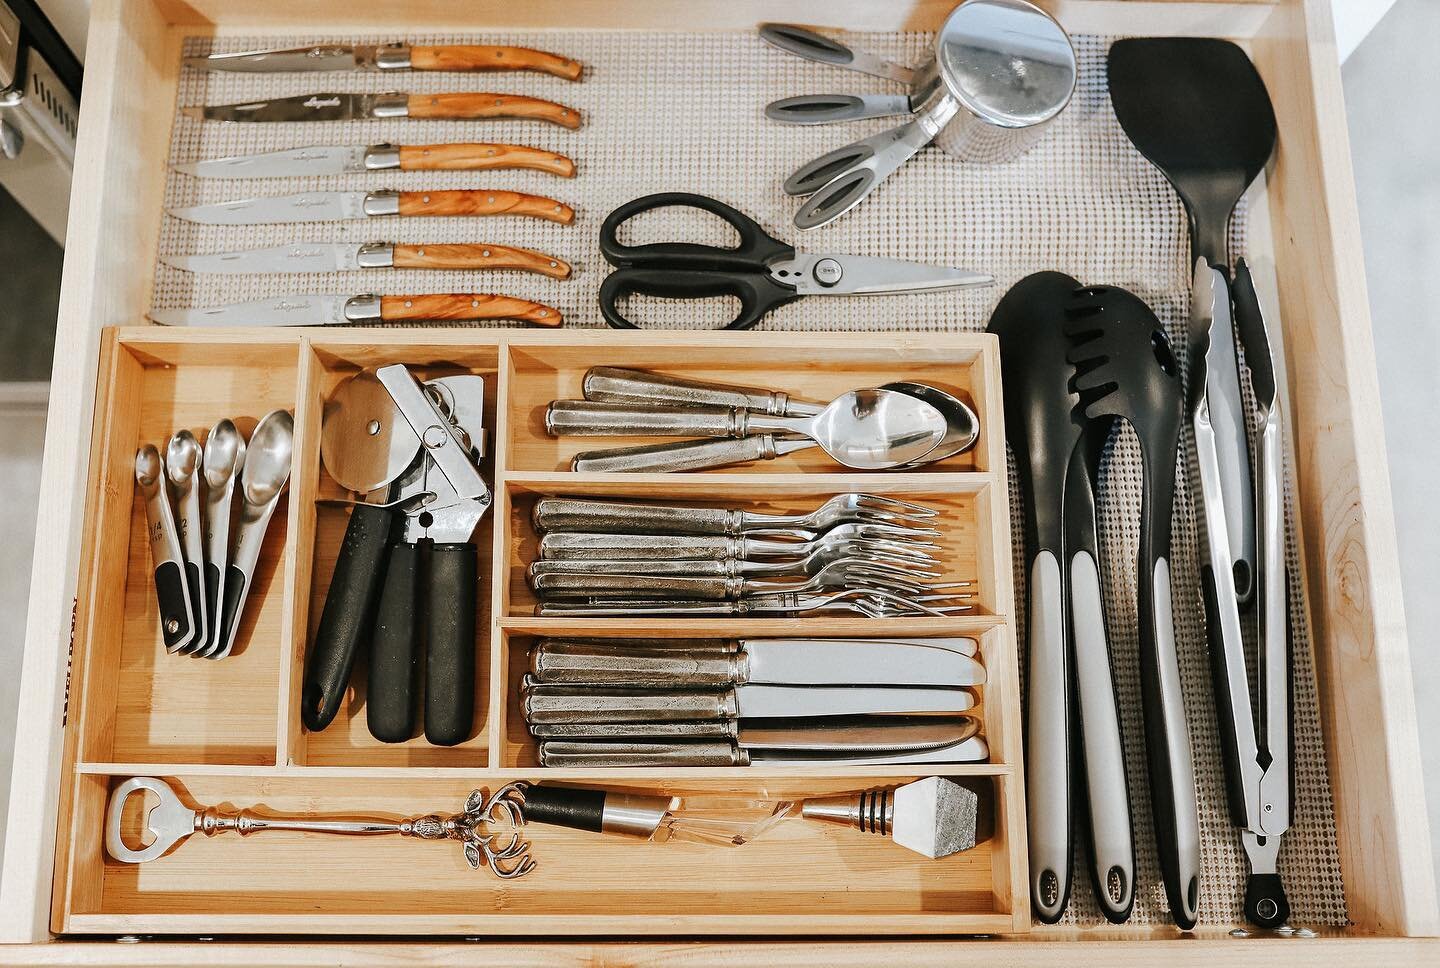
xmin=1 ymin=0 xmax=1436 ymax=963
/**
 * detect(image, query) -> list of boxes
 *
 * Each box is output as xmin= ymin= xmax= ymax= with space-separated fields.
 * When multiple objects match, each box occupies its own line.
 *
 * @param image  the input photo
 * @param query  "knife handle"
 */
xmin=410 ymin=45 xmax=583 ymax=81
xmin=528 ymin=719 xmax=739 ymax=739
xmin=392 ymin=243 xmax=572 ymax=279
xmin=378 ymin=294 xmax=561 ymax=327
xmin=536 ymin=637 xmax=739 ymax=653
xmin=532 ymin=498 xmax=735 ymax=536
xmin=523 ymin=685 xmax=733 ymax=723
xmin=570 ymin=436 xmax=786 ymax=474
xmin=405 ymin=93 xmax=582 ymax=129
xmin=531 ymin=641 xmax=739 ymax=687
xmin=398 ymin=143 xmax=576 ymax=177
xmin=546 ymin=400 xmax=744 ymax=437
xmin=538 ymin=741 xmax=741 ymax=768
xmin=539 ymin=532 xmax=737 ymax=562
xmin=395 ymin=190 xmax=574 ymax=224
xmin=530 ymin=572 xmax=734 ymax=599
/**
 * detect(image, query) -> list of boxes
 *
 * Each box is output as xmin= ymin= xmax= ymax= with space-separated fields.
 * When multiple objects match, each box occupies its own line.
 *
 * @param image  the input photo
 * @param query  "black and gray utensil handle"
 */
xmin=546 ymin=400 xmax=743 ymax=437
xmin=1065 ymin=449 xmax=1136 ymax=924
xmin=425 ymin=542 xmax=477 ymax=746
xmin=154 ymin=560 xmax=195 ymax=652
xmin=523 ymin=685 xmax=734 ymax=723
xmin=530 ymin=641 xmax=738 ymax=687
xmin=539 ymin=531 xmax=738 ymax=562
xmin=582 ymin=366 xmax=803 ymax=415
xmin=765 ymin=93 xmax=913 ymax=126
xmin=366 ymin=541 xmax=421 ymax=743
xmin=1138 ymin=550 xmax=1201 ymax=930
xmin=303 ymin=503 xmax=394 ymax=732
xmin=571 ymin=435 xmax=799 ymax=473
xmin=538 ymin=740 xmax=742 ymax=767
xmin=533 ymin=498 xmax=737 ymax=536
xmin=1025 ymin=546 xmax=1072 ymax=924
xmin=1203 ymin=272 xmax=1258 ymax=604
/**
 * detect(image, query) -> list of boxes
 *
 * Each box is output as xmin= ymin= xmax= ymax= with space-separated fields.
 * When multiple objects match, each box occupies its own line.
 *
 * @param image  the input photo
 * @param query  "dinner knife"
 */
xmin=536 ymin=716 xmax=989 ymax=767
xmin=167 ymin=189 xmax=574 ymax=226
xmin=528 ymin=639 xmax=986 ymax=688
xmin=183 ymin=92 xmax=582 ymax=128
xmin=533 ymin=636 xmax=978 ymax=656
xmin=162 ymin=242 xmax=572 ymax=279
xmin=521 ymin=681 xmax=976 ymax=723
xmin=185 ymin=43 xmax=583 ymax=81
xmin=173 ymin=143 xmax=576 ymax=179
xmin=149 ymin=293 xmax=561 ymax=327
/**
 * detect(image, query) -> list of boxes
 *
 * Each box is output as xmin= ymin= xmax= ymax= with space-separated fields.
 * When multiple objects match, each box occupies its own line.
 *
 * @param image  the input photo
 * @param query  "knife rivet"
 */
xmin=539 ymin=310 xmax=549 ymax=317
xmin=404 ymin=300 xmax=413 ymax=308
xmin=488 ymin=196 xmax=496 ymax=203
xmin=494 ymin=98 xmax=503 ymax=106
xmin=416 ymin=248 xmax=425 ymax=256
xmin=367 ymin=419 xmax=381 ymax=435
xmin=549 ymin=261 xmax=557 ymax=267
xmin=422 ymin=194 xmax=431 ymax=203
xmin=471 ymin=299 xmax=480 ymax=308
xmin=482 ymin=249 xmax=491 ymax=257
xmin=487 ymin=148 xmax=496 ymax=155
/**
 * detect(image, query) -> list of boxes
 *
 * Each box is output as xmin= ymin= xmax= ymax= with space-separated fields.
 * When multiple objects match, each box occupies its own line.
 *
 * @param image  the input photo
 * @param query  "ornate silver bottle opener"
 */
xmin=105 ymin=776 xmax=535 ymax=878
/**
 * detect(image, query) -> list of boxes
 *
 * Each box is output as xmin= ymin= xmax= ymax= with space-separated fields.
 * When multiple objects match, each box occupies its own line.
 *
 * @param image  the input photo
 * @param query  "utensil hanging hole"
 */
xmin=1150 ymin=330 xmax=1179 ymax=376
xmin=418 ymin=511 xmax=434 ymax=528
xmin=1106 ymin=866 xmax=1128 ymax=906
xmin=1038 ymin=869 xmax=1059 ymax=908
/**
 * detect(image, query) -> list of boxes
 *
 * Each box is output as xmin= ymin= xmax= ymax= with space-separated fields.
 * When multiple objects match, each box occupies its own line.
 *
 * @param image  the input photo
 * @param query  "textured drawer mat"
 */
xmin=161 ymin=29 xmax=1345 ymax=928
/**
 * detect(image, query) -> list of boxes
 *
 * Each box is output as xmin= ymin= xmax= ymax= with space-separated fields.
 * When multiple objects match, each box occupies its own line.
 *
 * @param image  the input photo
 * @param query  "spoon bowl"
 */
xmin=882 ymin=382 xmax=980 ymax=465
xmin=203 ymin=419 xmax=246 ymax=489
xmin=242 ymin=410 xmax=295 ymax=505
xmin=165 ymin=430 xmax=201 ymax=484
xmin=134 ymin=444 xmax=163 ymax=489
xmin=796 ymin=387 xmax=947 ymax=469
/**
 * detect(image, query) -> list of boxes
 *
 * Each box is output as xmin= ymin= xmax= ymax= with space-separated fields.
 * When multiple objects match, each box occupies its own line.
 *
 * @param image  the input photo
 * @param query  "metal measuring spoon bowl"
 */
xmin=165 ymin=430 xmax=208 ymax=654
xmin=199 ymin=420 xmax=246 ymax=657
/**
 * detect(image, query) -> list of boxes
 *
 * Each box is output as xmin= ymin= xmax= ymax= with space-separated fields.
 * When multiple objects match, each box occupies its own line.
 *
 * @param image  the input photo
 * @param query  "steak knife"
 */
xmin=167 ymin=189 xmax=574 ymax=225
xmin=528 ymin=639 xmax=986 ymax=688
xmin=183 ymin=92 xmax=581 ymax=128
xmin=162 ymin=242 xmax=572 ymax=279
xmin=149 ymin=293 xmax=561 ymax=327
xmin=185 ymin=43 xmax=583 ymax=81
xmin=522 ymin=681 xmax=976 ymax=723
xmin=174 ymin=143 xmax=576 ymax=179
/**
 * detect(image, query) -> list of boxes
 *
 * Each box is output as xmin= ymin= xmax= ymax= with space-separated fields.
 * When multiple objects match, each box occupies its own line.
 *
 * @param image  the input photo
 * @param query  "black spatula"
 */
xmin=1064 ymin=284 xmax=1197 ymax=929
xmin=1107 ymin=38 xmax=1277 ymax=606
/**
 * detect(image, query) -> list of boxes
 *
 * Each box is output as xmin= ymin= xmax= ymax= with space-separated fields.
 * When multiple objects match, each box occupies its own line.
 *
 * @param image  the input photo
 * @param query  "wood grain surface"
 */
xmin=391 ymin=243 xmax=572 ymax=278
xmin=397 ymin=142 xmax=575 ymax=176
xmin=410 ymin=44 xmax=583 ymax=80
xmin=395 ymin=190 xmax=574 ymax=223
xmin=377 ymin=294 xmax=562 ymax=326
xmin=405 ymin=92 xmax=582 ymax=128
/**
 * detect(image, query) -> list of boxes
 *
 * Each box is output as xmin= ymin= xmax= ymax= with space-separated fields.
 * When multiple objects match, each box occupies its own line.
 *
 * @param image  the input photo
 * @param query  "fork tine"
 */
xmin=851 ymin=493 xmax=940 ymax=517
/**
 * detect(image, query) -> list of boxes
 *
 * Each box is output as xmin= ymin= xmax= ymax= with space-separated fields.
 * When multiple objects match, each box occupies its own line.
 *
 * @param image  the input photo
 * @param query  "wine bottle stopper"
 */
xmin=800 ymin=776 xmax=978 ymax=858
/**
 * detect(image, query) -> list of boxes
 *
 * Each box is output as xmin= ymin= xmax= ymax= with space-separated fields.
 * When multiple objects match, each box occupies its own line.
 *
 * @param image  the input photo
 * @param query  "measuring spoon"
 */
xmin=134 ymin=444 xmax=195 ymax=652
xmin=165 ymin=431 xmax=207 ymax=654
xmin=213 ymin=409 xmax=293 ymax=659
xmin=200 ymin=419 xmax=246 ymax=657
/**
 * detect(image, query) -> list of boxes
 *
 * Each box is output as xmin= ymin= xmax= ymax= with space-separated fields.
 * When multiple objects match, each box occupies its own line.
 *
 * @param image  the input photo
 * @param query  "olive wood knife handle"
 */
xmin=392 ymin=243 xmax=571 ymax=279
xmin=404 ymin=93 xmax=582 ymax=128
xmin=378 ymin=294 xmax=561 ymax=326
xmin=396 ymin=190 xmax=574 ymax=223
xmin=409 ymin=45 xmax=583 ymax=81
xmin=397 ymin=143 xmax=576 ymax=177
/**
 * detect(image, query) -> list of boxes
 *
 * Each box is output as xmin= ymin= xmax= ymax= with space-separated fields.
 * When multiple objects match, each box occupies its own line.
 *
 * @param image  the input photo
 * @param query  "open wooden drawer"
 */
xmin=2 ymin=0 xmax=1437 ymax=963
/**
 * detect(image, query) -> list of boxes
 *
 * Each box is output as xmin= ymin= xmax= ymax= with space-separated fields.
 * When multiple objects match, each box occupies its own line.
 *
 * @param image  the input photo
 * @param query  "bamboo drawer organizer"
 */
xmin=53 ymin=328 xmax=1023 ymax=935
xmin=1 ymin=0 xmax=1436 ymax=962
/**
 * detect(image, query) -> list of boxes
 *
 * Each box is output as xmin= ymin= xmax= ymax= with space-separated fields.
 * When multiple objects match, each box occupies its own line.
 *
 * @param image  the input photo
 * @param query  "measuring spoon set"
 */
xmin=133 ymin=410 xmax=293 ymax=658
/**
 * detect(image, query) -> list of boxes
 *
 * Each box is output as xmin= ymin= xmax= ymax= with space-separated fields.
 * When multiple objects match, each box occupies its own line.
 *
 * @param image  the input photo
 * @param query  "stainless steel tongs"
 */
xmin=1190 ymin=258 xmax=1291 ymax=928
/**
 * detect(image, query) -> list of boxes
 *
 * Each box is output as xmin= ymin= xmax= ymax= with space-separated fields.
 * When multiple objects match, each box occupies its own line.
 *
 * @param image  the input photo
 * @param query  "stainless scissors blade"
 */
xmin=774 ymin=253 xmax=992 ymax=296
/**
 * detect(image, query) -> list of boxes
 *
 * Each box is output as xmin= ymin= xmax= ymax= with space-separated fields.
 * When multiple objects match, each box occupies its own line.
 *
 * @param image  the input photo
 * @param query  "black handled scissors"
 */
xmin=598 ymin=192 xmax=992 ymax=330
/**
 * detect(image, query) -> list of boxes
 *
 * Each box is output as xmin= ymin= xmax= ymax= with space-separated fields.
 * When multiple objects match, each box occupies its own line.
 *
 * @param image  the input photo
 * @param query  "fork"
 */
xmin=529 ymin=560 xmax=957 ymax=601
xmin=531 ymin=493 xmax=938 ymax=536
xmin=533 ymin=587 xmax=974 ymax=618
xmin=527 ymin=545 xmax=935 ymax=581
xmin=536 ymin=523 xmax=939 ymax=564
